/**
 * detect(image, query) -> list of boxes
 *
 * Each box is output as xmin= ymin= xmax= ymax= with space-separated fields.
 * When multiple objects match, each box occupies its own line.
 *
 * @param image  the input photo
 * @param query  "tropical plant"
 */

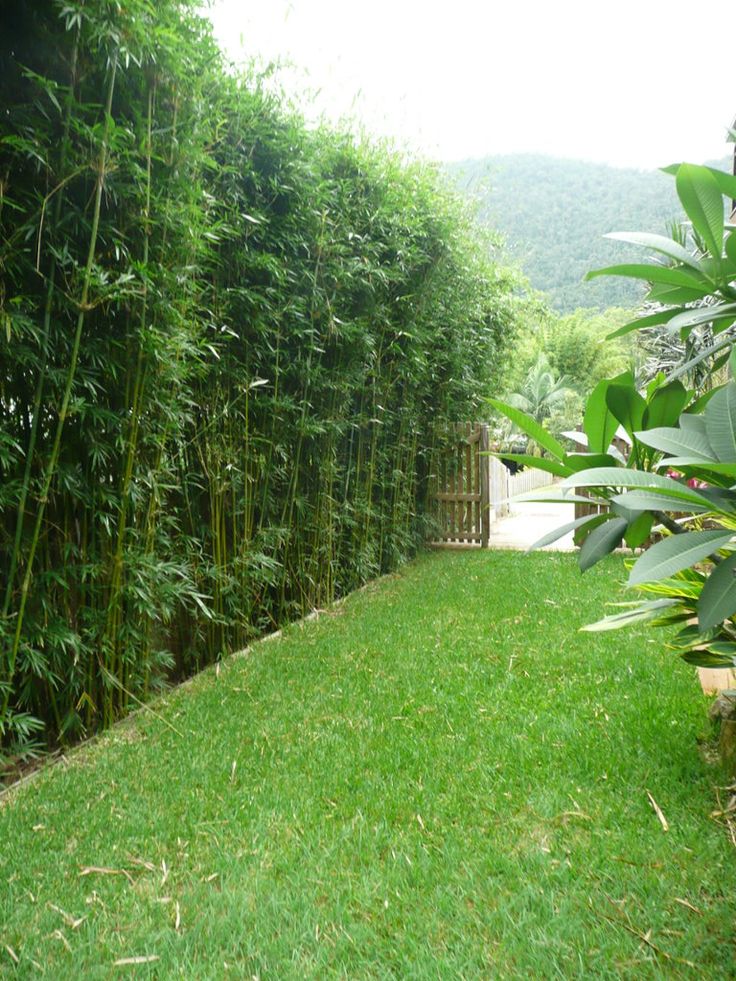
xmin=496 ymin=300 xmax=637 ymax=444
xmin=490 ymin=160 xmax=736 ymax=673
xmin=506 ymin=353 xmax=574 ymax=424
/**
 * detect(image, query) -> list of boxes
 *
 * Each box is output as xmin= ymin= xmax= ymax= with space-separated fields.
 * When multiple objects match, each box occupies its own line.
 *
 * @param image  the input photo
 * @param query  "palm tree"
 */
xmin=507 ymin=353 xmax=573 ymax=424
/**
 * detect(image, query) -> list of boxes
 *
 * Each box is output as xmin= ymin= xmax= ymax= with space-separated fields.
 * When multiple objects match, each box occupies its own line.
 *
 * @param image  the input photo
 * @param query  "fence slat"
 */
xmin=465 ymin=423 xmax=472 ymax=537
xmin=480 ymin=424 xmax=490 ymax=547
xmin=431 ymin=422 xmax=491 ymax=547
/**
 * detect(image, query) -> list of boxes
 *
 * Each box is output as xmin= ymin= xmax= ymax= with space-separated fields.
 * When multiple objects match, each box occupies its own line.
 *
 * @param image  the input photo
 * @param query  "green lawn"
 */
xmin=1 ymin=551 xmax=733 ymax=978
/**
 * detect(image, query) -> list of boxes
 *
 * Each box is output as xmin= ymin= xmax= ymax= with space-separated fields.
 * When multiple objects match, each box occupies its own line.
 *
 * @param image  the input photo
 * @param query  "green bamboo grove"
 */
xmin=0 ymin=0 xmax=517 ymax=757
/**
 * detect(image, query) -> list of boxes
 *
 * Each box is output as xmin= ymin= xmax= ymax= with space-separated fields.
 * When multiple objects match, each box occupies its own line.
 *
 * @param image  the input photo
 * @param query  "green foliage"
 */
xmin=451 ymin=154 xmax=687 ymax=311
xmin=505 ymin=353 xmax=574 ymax=427
xmin=543 ymin=308 xmax=634 ymax=393
xmin=0 ymin=1 xmax=518 ymax=754
xmin=496 ymin=300 xmax=635 ymax=444
xmin=495 ymin=160 xmax=736 ymax=670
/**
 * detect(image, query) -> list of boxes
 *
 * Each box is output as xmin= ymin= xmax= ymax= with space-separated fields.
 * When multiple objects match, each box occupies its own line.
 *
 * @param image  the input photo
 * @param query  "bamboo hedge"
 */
xmin=0 ymin=0 xmax=518 ymax=757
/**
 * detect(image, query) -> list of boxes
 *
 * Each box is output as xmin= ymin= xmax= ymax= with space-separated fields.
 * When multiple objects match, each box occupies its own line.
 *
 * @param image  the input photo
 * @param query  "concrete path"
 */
xmin=487 ymin=500 xmax=576 ymax=551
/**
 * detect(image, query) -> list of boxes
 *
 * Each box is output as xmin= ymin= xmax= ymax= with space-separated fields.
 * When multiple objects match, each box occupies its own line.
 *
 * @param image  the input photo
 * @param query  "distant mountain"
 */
xmin=450 ymin=154 xmax=731 ymax=312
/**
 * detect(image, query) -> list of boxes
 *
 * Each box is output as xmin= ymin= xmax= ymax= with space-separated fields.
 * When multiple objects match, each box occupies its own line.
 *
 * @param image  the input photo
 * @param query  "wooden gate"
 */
xmin=432 ymin=423 xmax=490 ymax=547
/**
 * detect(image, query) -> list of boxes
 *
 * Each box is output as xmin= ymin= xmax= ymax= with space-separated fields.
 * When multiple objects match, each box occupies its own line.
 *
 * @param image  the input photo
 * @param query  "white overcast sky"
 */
xmin=208 ymin=0 xmax=734 ymax=170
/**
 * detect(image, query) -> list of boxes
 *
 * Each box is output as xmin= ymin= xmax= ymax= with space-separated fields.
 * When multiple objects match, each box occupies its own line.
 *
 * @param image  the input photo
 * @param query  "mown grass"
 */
xmin=0 ymin=550 xmax=733 ymax=978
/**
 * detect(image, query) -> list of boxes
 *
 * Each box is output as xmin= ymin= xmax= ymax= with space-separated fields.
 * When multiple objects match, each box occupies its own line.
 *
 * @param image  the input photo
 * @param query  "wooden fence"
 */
xmin=508 ymin=464 xmax=556 ymax=498
xmin=430 ymin=424 xmax=556 ymax=547
xmin=432 ymin=423 xmax=490 ymax=546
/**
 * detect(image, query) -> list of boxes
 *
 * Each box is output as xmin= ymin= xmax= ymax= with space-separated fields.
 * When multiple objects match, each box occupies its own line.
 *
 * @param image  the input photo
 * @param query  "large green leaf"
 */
xmin=560 ymin=467 xmax=714 ymax=508
xmin=605 ymin=384 xmax=647 ymax=442
xmin=610 ymin=490 xmax=709 ymax=514
xmin=628 ymin=529 xmax=734 ymax=586
xmin=581 ymin=599 xmax=679 ymax=632
xmin=633 ymin=426 xmax=716 ymax=461
xmin=669 ymin=624 xmax=719 ymax=650
xmin=510 ymin=489 xmax=602 ymax=505
xmin=489 ymin=452 xmax=570 ymax=478
xmin=578 ymin=516 xmax=628 ymax=572
xmin=604 ymin=231 xmax=703 ymax=270
xmin=585 ymin=262 xmax=710 ymax=290
xmin=526 ymin=512 xmax=607 ymax=553
xmin=486 ymin=397 xmax=566 ymax=461
xmin=663 ymin=163 xmax=736 ymax=204
xmin=665 ymin=303 xmax=736 ymax=334
xmin=704 ymin=382 xmax=736 ymax=462
xmin=675 ymin=163 xmax=724 ymax=261
xmin=606 ymin=307 xmax=684 ymax=340
xmin=652 ymin=457 xmax=736 ymax=477
xmin=668 ymin=335 xmax=733 ymax=382
xmin=647 ymin=283 xmax=711 ymax=305
xmin=680 ymin=649 xmax=736 ymax=668
xmin=641 ymin=380 xmax=689 ymax=430
xmin=704 ymin=167 xmax=736 ymax=201
xmin=563 ymin=452 xmax=620 ymax=473
xmin=678 ymin=414 xmax=707 ymax=434
xmin=624 ymin=511 xmax=654 ymax=548
xmin=697 ymin=487 xmax=736 ymax=512
xmin=583 ymin=378 xmax=619 ymax=454
xmin=726 ymin=232 xmax=736 ymax=269
xmin=682 ymin=388 xmax=723 ymax=416
xmin=697 ymin=552 xmax=736 ymax=630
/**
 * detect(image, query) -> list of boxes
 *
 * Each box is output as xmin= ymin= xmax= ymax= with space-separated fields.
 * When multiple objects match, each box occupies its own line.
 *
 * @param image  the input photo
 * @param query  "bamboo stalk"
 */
xmin=2 ymin=26 xmax=81 ymax=621
xmin=4 ymin=53 xmax=119 ymax=719
xmin=105 ymin=81 xmax=156 ymax=719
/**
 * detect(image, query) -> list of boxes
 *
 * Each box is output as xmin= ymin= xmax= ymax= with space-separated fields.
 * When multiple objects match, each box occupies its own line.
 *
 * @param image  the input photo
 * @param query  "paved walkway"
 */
xmin=487 ymin=500 xmax=576 ymax=551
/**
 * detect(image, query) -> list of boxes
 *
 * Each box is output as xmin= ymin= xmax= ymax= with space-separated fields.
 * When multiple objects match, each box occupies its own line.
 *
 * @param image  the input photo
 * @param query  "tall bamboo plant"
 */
xmin=0 ymin=0 xmax=518 ymax=760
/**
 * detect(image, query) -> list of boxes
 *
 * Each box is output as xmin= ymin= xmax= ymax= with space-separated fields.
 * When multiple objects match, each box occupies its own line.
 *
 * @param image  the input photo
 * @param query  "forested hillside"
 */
xmin=451 ymin=154 xmax=729 ymax=311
